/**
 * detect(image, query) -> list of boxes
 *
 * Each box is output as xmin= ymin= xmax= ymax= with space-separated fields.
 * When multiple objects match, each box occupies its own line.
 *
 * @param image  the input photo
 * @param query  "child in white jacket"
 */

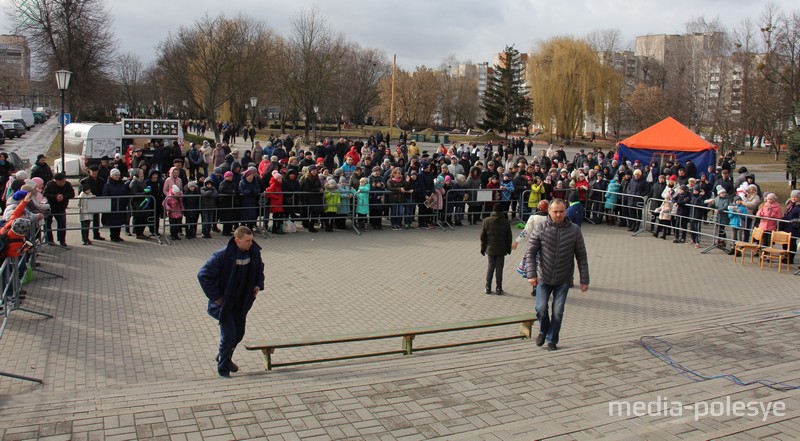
xmin=76 ymin=184 xmax=95 ymax=245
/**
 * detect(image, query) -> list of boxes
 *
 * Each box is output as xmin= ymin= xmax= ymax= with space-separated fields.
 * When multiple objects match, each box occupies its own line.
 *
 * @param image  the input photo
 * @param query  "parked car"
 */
xmin=0 ymin=128 xmax=5 ymax=145
xmin=0 ymin=121 xmax=20 ymax=139
xmin=11 ymin=119 xmax=28 ymax=133
xmin=33 ymin=112 xmax=46 ymax=124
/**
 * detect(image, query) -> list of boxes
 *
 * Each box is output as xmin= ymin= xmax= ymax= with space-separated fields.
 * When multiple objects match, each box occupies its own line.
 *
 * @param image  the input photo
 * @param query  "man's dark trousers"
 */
xmin=486 ymin=254 xmax=505 ymax=290
xmin=218 ymin=311 xmax=246 ymax=376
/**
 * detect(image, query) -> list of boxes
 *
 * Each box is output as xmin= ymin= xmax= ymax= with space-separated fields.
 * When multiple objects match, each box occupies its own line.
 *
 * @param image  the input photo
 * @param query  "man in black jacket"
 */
xmin=526 ymin=198 xmax=590 ymax=351
xmin=43 ymin=172 xmax=75 ymax=246
xmin=480 ymin=204 xmax=512 ymax=295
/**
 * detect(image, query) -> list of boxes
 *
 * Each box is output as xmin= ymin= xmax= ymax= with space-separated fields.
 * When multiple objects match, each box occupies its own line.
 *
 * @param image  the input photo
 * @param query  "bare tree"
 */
xmin=375 ymin=66 xmax=440 ymax=130
xmin=755 ymin=3 xmax=799 ymax=157
xmin=451 ymin=75 xmax=479 ymax=129
xmin=10 ymin=0 xmax=116 ymax=119
xmin=115 ymin=52 xmax=145 ymax=114
xmin=157 ymin=13 xmax=272 ymax=142
xmin=280 ymin=6 xmax=348 ymax=141
xmin=586 ymin=29 xmax=624 ymax=53
xmin=626 ymin=84 xmax=668 ymax=130
xmin=338 ymin=44 xmax=389 ymax=129
xmin=732 ymin=18 xmax=761 ymax=149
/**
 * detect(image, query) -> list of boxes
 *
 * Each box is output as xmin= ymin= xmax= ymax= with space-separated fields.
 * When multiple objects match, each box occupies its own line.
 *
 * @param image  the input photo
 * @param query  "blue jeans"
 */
xmin=535 ymin=282 xmax=570 ymax=344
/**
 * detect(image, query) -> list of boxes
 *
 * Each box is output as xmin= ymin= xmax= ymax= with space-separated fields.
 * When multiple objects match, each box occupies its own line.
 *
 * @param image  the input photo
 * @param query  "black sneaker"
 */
xmin=484 ymin=287 xmax=492 ymax=294
xmin=535 ymin=333 xmax=546 ymax=346
xmin=547 ymin=342 xmax=558 ymax=351
xmin=229 ymin=361 xmax=239 ymax=373
xmin=496 ymin=288 xmax=504 ymax=296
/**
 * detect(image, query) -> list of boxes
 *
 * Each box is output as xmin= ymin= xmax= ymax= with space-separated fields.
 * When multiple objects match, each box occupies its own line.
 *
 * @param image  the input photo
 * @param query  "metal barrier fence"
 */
xmin=19 ymin=186 xmax=800 ymax=276
xmin=37 ymin=194 xmax=161 ymax=245
xmin=0 ymin=224 xmax=54 ymax=383
xmin=643 ymin=195 xmax=799 ymax=264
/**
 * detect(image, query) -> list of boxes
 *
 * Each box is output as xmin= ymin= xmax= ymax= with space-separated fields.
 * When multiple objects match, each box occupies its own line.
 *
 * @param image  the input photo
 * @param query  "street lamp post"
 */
xmin=250 ymin=96 xmax=258 ymax=149
xmin=313 ymin=105 xmax=319 ymax=144
xmin=55 ymin=70 xmax=72 ymax=174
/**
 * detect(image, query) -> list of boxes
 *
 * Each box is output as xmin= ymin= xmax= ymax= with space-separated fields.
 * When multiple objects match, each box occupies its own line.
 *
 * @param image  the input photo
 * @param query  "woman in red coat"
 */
xmin=265 ymin=170 xmax=285 ymax=234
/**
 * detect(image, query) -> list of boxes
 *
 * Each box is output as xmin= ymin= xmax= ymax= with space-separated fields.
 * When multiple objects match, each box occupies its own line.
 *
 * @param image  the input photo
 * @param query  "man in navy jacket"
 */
xmin=198 ymin=226 xmax=265 ymax=377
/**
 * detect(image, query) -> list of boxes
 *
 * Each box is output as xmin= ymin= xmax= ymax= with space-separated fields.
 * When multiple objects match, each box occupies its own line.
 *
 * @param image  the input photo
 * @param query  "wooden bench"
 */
xmin=245 ymin=313 xmax=536 ymax=371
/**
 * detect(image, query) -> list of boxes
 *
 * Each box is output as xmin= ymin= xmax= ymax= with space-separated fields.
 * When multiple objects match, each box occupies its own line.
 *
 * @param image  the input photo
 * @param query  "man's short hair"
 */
xmin=550 ymin=198 xmax=567 ymax=209
xmin=234 ymin=226 xmax=253 ymax=239
xmin=54 ymin=172 xmax=66 ymax=180
xmin=89 ymin=165 xmax=99 ymax=172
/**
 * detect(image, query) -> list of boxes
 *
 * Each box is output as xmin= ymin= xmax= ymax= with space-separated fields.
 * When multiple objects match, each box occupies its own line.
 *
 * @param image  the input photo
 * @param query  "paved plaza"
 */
xmin=0 ymin=211 xmax=799 ymax=439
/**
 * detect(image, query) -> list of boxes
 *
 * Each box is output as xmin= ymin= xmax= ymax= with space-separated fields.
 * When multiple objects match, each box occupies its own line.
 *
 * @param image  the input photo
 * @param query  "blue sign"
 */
xmin=60 ymin=113 xmax=71 ymax=125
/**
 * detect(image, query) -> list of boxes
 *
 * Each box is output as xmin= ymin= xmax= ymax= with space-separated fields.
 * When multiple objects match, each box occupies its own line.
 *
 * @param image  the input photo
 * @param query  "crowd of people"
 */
xmin=0 ymin=137 xmax=797 ymax=266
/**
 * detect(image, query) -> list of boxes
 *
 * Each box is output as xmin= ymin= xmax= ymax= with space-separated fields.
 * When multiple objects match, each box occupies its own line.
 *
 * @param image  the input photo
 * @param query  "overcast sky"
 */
xmin=3 ymin=0 xmax=784 ymax=69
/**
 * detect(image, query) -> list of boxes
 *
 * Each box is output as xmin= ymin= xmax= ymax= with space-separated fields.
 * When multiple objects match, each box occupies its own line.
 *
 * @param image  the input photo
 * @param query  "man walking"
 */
xmin=198 ymin=226 xmax=265 ymax=378
xmin=526 ymin=198 xmax=589 ymax=351
xmin=481 ymin=203 xmax=512 ymax=295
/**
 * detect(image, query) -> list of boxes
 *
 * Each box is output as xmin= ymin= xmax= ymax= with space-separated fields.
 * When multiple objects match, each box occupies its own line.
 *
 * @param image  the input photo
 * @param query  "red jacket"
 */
xmin=265 ymin=180 xmax=284 ymax=213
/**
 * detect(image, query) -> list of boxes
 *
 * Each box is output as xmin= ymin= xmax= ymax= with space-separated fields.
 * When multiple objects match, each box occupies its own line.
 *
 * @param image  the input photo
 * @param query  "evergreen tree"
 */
xmin=480 ymin=45 xmax=531 ymax=137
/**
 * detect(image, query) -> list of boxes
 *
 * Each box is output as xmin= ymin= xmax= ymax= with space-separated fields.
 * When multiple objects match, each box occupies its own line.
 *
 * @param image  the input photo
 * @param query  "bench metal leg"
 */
xmin=261 ymin=349 xmax=274 ymax=371
xmin=519 ymin=320 xmax=533 ymax=339
xmin=402 ymin=335 xmax=414 ymax=355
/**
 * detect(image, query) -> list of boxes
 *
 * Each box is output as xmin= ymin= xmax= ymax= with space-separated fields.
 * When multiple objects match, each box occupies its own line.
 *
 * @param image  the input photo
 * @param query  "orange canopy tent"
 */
xmin=616 ymin=117 xmax=717 ymax=175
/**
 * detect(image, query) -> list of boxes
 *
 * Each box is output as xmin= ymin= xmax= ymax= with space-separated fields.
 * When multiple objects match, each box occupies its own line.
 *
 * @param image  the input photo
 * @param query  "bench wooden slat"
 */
xmin=244 ymin=313 xmax=535 ymax=350
xmin=245 ymin=313 xmax=536 ymax=371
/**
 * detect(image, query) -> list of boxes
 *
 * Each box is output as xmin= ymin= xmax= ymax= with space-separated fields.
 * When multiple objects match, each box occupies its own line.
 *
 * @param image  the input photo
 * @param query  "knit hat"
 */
xmin=243 ymin=168 xmax=256 ymax=178
xmin=187 ymin=181 xmax=198 ymax=189
xmin=10 ymin=218 xmax=30 ymax=236
xmin=223 ymin=171 xmax=234 ymax=178
xmin=271 ymin=170 xmax=282 ymax=181
xmin=716 ymin=185 xmax=726 ymax=194
xmin=308 ymin=165 xmax=317 ymax=172
xmin=11 ymin=190 xmax=28 ymax=200
xmin=792 ymin=190 xmax=800 ymax=199
xmin=537 ymin=200 xmax=549 ymax=212
xmin=669 ymin=175 xmax=678 ymax=181
xmin=733 ymin=195 xmax=742 ymax=201
xmin=110 ymin=168 xmax=121 ymax=177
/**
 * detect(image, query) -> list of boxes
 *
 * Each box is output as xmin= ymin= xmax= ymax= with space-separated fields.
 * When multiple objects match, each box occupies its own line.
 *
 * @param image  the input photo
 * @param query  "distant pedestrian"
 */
xmin=480 ymin=203 xmax=512 ymax=295
xmin=526 ymin=198 xmax=590 ymax=351
xmin=197 ymin=226 xmax=265 ymax=378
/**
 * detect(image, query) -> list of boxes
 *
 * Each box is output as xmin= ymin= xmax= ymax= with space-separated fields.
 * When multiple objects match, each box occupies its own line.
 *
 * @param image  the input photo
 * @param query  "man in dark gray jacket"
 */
xmin=526 ymin=198 xmax=590 ymax=350
xmin=480 ymin=203 xmax=512 ymax=295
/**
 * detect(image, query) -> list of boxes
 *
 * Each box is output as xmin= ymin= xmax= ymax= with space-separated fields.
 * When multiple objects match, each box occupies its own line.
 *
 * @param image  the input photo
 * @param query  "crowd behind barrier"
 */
xmin=1 ymin=139 xmax=798 ymax=274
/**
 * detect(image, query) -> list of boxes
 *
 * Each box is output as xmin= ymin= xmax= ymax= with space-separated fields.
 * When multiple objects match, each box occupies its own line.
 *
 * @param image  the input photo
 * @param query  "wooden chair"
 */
xmin=733 ymin=227 xmax=764 ymax=265
xmin=760 ymin=231 xmax=791 ymax=272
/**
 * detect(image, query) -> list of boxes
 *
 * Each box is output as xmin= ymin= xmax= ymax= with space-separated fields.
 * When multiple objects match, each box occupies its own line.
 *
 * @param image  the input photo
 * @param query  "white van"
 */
xmin=62 ymin=123 xmax=122 ymax=176
xmin=0 ymin=109 xmax=35 ymax=129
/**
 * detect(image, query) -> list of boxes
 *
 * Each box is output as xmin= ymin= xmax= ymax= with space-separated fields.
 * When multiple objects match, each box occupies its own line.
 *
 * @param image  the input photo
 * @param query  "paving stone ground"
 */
xmin=0 ymin=217 xmax=798 ymax=440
